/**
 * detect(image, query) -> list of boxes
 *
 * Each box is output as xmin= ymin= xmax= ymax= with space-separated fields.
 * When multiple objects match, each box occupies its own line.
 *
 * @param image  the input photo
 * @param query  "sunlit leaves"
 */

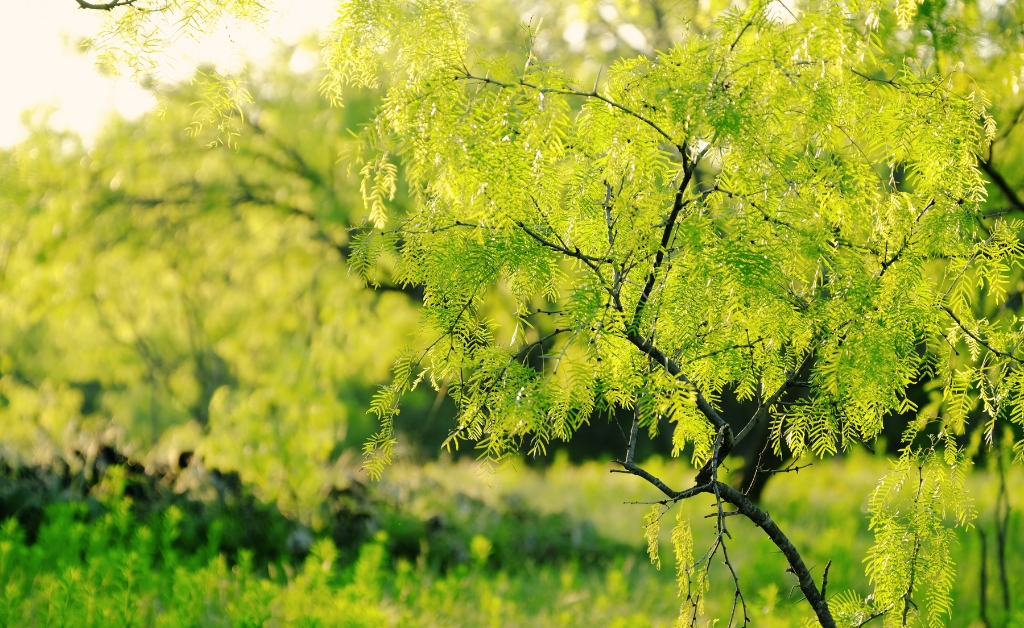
xmin=863 ymin=441 xmax=973 ymax=627
xmin=643 ymin=504 xmax=662 ymax=571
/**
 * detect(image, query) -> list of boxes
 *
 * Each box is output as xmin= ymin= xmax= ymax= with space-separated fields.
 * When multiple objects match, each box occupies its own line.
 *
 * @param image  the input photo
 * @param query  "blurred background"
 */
xmin=0 ymin=1 xmax=1021 ymax=626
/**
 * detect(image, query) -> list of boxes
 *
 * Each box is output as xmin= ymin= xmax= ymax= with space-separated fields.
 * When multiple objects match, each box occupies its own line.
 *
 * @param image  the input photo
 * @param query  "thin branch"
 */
xmin=75 ymin=0 xmax=137 ymax=9
xmin=625 ymin=409 xmax=640 ymax=465
xmin=721 ymin=538 xmax=751 ymax=627
xmin=760 ymin=461 xmax=813 ymax=475
xmin=903 ymin=537 xmax=922 ymax=625
xmin=734 ymin=350 xmax=814 ymax=445
xmin=939 ymin=244 xmax=986 ymax=304
xmin=516 ymin=221 xmax=611 ymax=271
xmin=979 ymin=158 xmax=1024 ymax=214
xmin=855 ymin=611 xmax=886 ymax=627
xmin=611 ymin=460 xmax=707 ymax=501
xmin=850 ymin=67 xmax=901 ymax=86
xmin=512 ymin=328 xmax=569 ymax=361
xmin=625 ymin=333 xmax=729 ymax=432
xmin=878 ymin=199 xmax=935 ymax=278
xmin=942 ymin=306 xmax=1024 ymax=365
xmin=690 ymin=338 xmax=764 ymax=362
xmin=455 ymin=73 xmax=677 ymax=145
xmin=629 ymin=149 xmax=709 ymax=334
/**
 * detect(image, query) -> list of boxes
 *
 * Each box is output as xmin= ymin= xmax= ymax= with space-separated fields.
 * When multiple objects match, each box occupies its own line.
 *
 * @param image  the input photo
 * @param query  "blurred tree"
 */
xmin=0 ymin=48 xmax=423 ymax=516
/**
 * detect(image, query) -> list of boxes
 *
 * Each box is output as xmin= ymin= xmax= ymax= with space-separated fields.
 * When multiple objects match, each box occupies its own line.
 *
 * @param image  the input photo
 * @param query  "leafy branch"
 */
xmin=454 ymin=73 xmax=679 ymax=147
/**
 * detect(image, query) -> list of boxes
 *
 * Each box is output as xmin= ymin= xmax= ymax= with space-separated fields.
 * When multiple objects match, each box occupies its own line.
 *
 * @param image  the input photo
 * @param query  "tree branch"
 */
xmin=512 ymin=328 xmax=569 ymax=361
xmin=979 ymin=158 xmax=1024 ymax=214
xmin=942 ymin=306 xmax=1024 ymax=365
xmin=612 ymin=459 xmax=836 ymax=628
xmin=878 ymin=199 xmax=935 ymax=279
xmin=715 ymin=482 xmax=835 ymax=627
xmin=733 ymin=349 xmax=814 ymax=445
xmin=625 ymin=333 xmax=729 ymax=432
xmin=455 ymin=73 xmax=678 ymax=146
xmin=74 ymin=0 xmax=137 ymax=9
xmin=629 ymin=169 xmax=695 ymax=334
xmin=516 ymin=221 xmax=611 ymax=271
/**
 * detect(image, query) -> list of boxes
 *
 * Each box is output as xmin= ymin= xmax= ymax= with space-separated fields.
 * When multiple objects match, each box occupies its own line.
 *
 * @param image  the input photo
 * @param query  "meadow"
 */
xmin=0 ymin=451 xmax=1018 ymax=627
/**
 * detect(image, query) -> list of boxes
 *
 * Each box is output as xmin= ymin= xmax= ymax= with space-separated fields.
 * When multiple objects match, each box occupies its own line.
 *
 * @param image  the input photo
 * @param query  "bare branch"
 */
xmin=821 ymin=559 xmax=832 ymax=600
xmin=625 ymin=409 xmax=640 ymax=465
xmin=715 ymin=482 xmax=835 ymax=627
xmin=512 ymin=328 xmax=570 ymax=361
xmin=760 ymin=461 xmax=813 ymax=476
xmin=75 ymin=0 xmax=137 ymax=9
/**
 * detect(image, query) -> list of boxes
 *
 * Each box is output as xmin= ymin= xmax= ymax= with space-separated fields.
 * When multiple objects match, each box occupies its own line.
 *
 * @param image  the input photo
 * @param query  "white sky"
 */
xmin=0 ymin=0 xmax=338 ymax=148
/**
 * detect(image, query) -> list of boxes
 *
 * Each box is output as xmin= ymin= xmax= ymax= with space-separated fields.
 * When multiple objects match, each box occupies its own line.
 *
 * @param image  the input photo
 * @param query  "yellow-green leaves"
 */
xmin=670 ymin=506 xmax=708 ymax=623
xmin=864 ymin=443 xmax=974 ymax=627
xmin=643 ymin=504 xmax=662 ymax=570
xmin=359 ymin=153 xmax=398 ymax=229
xmin=320 ymin=0 xmax=469 ymax=106
xmin=186 ymin=69 xmax=253 ymax=149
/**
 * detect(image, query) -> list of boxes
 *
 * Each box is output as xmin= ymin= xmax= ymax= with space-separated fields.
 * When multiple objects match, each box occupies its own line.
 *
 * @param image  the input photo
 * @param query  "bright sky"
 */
xmin=0 ymin=0 xmax=337 ymax=148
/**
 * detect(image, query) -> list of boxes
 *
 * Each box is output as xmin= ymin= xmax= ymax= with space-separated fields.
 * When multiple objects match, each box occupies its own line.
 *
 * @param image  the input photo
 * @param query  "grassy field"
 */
xmin=0 ymin=451 xmax=1019 ymax=627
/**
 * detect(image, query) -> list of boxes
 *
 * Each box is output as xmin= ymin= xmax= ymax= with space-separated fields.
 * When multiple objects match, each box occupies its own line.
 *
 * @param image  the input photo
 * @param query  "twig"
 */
xmin=75 ymin=0 xmax=137 ymax=9
xmin=455 ymin=73 xmax=677 ymax=145
xmin=512 ymin=328 xmax=570 ymax=361
xmin=759 ymin=461 xmax=813 ymax=475
xmin=734 ymin=350 xmax=814 ymax=445
xmin=516 ymin=221 xmax=611 ymax=271
xmin=979 ymin=158 xmax=1024 ymax=214
xmin=942 ymin=306 xmax=1024 ymax=365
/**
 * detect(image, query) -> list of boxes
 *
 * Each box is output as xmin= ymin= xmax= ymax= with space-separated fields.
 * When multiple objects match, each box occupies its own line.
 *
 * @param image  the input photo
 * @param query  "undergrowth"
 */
xmin=0 ymin=451 xmax=1020 ymax=627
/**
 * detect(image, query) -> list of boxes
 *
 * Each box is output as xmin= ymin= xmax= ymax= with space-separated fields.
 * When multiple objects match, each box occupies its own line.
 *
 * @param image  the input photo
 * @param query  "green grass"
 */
xmin=0 ymin=452 xmax=1020 ymax=627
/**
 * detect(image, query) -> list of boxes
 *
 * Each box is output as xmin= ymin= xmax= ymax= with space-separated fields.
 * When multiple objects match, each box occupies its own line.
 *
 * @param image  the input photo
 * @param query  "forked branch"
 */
xmin=612 ymin=460 xmax=836 ymax=627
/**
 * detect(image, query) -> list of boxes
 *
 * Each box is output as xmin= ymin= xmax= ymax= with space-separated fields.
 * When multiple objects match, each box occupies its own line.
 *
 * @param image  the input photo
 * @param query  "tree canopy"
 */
xmin=21 ymin=0 xmax=1024 ymax=625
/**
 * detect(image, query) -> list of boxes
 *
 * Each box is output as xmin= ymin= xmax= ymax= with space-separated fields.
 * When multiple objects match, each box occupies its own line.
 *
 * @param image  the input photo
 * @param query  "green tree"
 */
xmin=46 ymin=0 xmax=1024 ymax=625
xmin=326 ymin=1 xmax=1018 ymax=626
xmin=0 ymin=50 xmax=421 ymax=516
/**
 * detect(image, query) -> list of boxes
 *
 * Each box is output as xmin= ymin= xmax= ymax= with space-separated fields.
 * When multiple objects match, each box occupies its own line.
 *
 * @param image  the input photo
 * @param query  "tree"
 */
xmin=0 ymin=52 xmax=422 ymax=515
xmin=59 ymin=0 xmax=1024 ymax=625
